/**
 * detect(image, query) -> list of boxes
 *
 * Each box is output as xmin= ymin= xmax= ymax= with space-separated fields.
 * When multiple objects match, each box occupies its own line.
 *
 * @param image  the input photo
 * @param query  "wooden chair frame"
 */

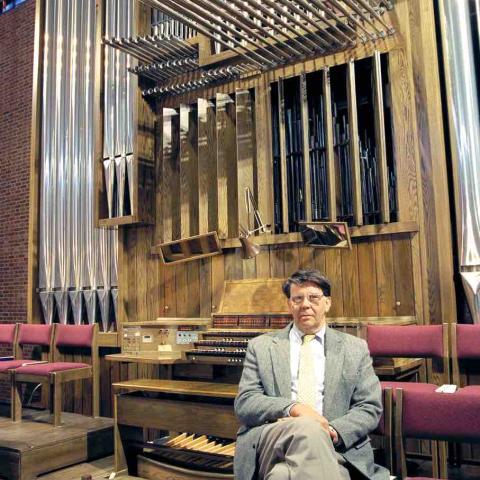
xmin=11 ymin=323 xmax=100 ymax=426
xmin=381 ymin=387 xmax=394 ymax=473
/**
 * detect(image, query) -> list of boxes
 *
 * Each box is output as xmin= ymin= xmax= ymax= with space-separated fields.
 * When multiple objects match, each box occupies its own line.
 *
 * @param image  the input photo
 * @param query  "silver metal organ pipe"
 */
xmin=39 ymin=0 xmax=119 ymax=329
xmin=439 ymin=0 xmax=480 ymax=323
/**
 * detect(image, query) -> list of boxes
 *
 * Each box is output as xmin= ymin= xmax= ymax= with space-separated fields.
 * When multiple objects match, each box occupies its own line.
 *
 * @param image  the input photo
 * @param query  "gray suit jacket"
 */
xmin=233 ymin=324 xmax=390 ymax=480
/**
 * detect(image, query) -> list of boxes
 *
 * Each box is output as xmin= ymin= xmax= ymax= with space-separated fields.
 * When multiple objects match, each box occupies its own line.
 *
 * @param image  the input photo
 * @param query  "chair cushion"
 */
xmin=367 ymin=325 xmax=444 ymax=358
xmin=0 ymin=360 xmax=44 ymax=372
xmin=14 ymin=361 xmax=90 ymax=375
xmin=18 ymin=324 xmax=53 ymax=347
xmin=55 ymin=324 xmax=94 ymax=348
xmin=0 ymin=324 xmax=16 ymax=345
xmin=401 ymin=389 xmax=480 ymax=441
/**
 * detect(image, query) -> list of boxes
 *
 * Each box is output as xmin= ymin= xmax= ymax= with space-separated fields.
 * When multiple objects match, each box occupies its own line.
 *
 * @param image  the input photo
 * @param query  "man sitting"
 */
xmin=234 ymin=269 xmax=389 ymax=480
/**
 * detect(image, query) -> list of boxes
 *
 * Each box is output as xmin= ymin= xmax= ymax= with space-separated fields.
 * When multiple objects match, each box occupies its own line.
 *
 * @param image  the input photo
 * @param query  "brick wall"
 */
xmin=0 ymin=0 xmax=35 ymax=325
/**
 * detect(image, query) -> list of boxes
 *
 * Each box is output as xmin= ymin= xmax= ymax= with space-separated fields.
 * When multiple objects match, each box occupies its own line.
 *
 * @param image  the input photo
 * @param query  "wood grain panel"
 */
xmin=216 ymin=93 xmax=237 ymax=239
xmin=373 ymin=51 xmax=390 ymax=223
xmin=162 ymin=108 xmax=179 ymax=242
xmin=341 ymin=244 xmax=360 ymax=316
xmin=409 ymin=0 xmax=456 ymax=327
xmin=392 ymin=235 xmax=415 ymax=316
xmin=198 ymin=257 xmax=211 ymax=317
xmin=154 ymin=118 xmax=163 ymax=245
xmin=357 ymin=240 xmax=379 ymax=317
xmin=283 ymin=245 xmax=300 ymax=276
xmin=270 ymin=245 xmax=285 ymax=278
xmin=163 ymin=262 xmax=177 ymax=317
xmin=146 ymin=227 xmax=160 ymax=322
xmin=225 ymin=250 xmax=243 ymax=281
xmin=325 ymin=249 xmax=344 ymax=316
xmin=388 ymin=47 xmax=418 ymax=224
xmin=186 ymin=261 xmax=200 ymax=317
xmin=236 ymin=89 xmax=255 ymax=234
xmin=179 ymin=104 xmax=193 ymax=238
xmin=256 ymin=246 xmax=271 ymax=278
xmin=126 ymin=228 xmax=138 ymax=321
xmin=347 ymin=61 xmax=363 ymax=226
xmin=314 ymin=249 xmax=326 ymax=273
xmin=197 ymin=98 xmax=218 ymax=234
xmin=255 ymin=78 xmax=274 ymax=233
xmin=299 ymin=246 xmax=315 ymax=270
xmin=375 ymin=236 xmax=396 ymax=316
xmin=136 ymin=228 xmax=148 ymax=322
xmin=211 ymin=254 xmax=225 ymax=313
xmin=411 ymin=234 xmax=424 ymax=323
xmin=117 ymin=229 xmax=128 ymax=326
xmin=188 ymin=106 xmax=199 ymax=236
xmin=323 ymin=67 xmax=337 ymax=221
xmin=175 ymin=264 xmax=188 ymax=317
xmin=242 ymin=257 xmax=257 ymax=280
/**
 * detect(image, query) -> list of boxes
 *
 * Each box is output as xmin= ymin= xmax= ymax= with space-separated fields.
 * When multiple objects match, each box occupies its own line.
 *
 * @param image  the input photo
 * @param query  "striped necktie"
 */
xmin=297 ymin=334 xmax=317 ymax=408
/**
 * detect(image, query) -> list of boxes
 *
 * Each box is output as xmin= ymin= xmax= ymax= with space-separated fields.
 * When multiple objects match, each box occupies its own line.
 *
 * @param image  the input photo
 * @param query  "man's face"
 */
xmin=287 ymin=281 xmax=331 ymax=335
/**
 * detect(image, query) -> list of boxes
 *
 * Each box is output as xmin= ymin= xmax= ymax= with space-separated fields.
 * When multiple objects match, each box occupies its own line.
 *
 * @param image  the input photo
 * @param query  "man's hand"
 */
xmin=328 ymin=425 xmax=339 ymax=444
xmin=289 ymin=404 xmax=330 ymax=433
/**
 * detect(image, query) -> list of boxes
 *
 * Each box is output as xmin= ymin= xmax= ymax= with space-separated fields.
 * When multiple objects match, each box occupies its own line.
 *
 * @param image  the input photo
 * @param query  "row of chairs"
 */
xmin=366 ymin=324 xmax=480 ymax=479
xmin=0 ymin=322 xmax=99 ymax=426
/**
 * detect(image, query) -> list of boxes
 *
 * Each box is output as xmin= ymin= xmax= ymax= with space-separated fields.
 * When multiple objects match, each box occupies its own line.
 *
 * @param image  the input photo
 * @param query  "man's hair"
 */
xmin=282 ymin=270 xmax=331 ymax=298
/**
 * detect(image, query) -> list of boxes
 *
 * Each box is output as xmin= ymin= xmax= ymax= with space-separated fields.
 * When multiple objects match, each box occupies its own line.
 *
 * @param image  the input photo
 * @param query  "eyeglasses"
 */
xmin=290 ymin=294 xmax=325 ymax=305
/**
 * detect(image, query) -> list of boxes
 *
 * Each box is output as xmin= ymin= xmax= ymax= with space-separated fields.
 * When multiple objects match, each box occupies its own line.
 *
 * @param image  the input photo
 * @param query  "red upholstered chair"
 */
xmin=394 ymin=388 xmax=480 ymax=479
xmin=366 ymin=325 xmax=449 ymax=395
xmin=0 ymin=324 xmax=54 ymax=418
xmin=0 ymin=323 xmax=53 ymax=375
xmin=12 ymin=323 xmax=99 ymax=426
xmin=366 ymin=325 xmax=449 ymax=475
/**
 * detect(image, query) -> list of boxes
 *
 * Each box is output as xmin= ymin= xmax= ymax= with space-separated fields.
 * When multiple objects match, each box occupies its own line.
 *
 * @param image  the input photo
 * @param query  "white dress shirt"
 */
xmin=289 ymin=323 xmax=326 ymax=415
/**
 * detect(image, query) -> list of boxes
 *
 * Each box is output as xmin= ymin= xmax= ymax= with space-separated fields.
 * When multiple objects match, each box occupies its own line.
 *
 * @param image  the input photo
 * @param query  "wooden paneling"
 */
xmin=198 ymin=98 xmax=218 ymax=234
xmin=375 ymin=236 xmax=396 ymax=316
xmin=408 ymin=0 xmax=456 ymax=327
xmin=236 ymin=90 xmax=255 ymax=235
xmin=341 ymin=244 xmax=361 ymax=317
xmin=179 ymin=104 xmax=199 ymax=238
xmin=357 ymin=240 xmax=379 ymax=317
xmin=323 ymin=67 xmax=337 ymax=221
xmin=373 ymin=50 xmax=390 ymax=223
xmin=255 ymin=78 xmax=274 ymax=233
xmin=216 ymin=93 xmax=237 ymax=239
xmin=162 ymin=108 xmax=180 ymax=242
xmin=347 ymin=61 xmax=363 ymax=226
xmin=325 ymin=249 xmax=344 ymax=317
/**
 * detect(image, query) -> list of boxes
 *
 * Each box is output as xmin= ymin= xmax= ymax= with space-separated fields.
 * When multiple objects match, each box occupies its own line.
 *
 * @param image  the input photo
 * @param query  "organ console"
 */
xmin=112 ymin=279 xmax=419 ymax=479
